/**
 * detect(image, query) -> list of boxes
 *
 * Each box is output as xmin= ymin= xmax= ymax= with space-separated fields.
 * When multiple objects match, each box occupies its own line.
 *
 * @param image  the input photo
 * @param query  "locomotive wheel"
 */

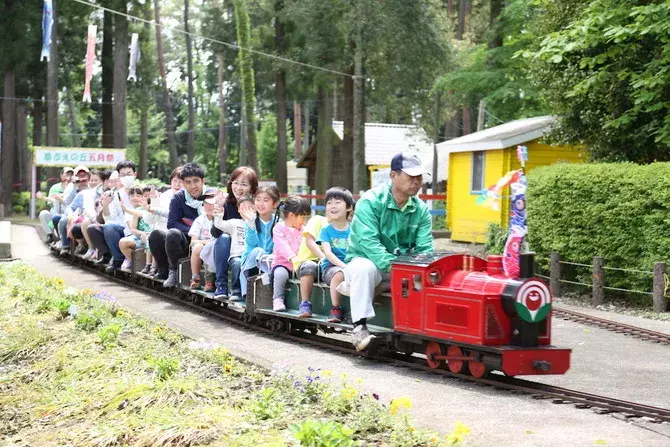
xmin=468 ymin=360 xmax=489 ymax=379
xmin=425 ymin=342 xmax=443 ymax=369
xmin=446 ymin=345 xmax=466 ymax=374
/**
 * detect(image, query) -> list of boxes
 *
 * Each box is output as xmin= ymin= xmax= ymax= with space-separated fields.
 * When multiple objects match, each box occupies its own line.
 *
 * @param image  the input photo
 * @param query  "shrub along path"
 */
xmin=8 ymin=224 xmax=670 ymax=447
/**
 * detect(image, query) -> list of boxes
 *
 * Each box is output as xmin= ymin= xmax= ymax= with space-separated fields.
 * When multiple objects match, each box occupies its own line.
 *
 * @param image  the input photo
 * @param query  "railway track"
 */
xmin=553 ymin=307 xmax=670 ymax=345
xmin=56 ymin=252 xmax=670 ymax=425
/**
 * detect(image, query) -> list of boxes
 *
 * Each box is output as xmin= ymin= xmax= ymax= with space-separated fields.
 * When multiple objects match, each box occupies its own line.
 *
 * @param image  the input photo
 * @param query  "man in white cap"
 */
xmin=344 ymin=152 xmax=434 ymax=351
xmin=57 ymin=165 xmax=92 ymax=255
xmin=39 ymin=166 xmax=73 ymax=242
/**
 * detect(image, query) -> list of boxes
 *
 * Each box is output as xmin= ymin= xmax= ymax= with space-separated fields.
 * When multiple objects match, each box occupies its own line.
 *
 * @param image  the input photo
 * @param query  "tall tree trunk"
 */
xmin=184 ymin=0 xmax=196 ymax=161
xmin=489 ymin=0 xmax=503 ymax=50
xmin=101 ymin=10 xmax=114 ymax=148
xmin=462 ymin=105 xmax=471 ymax=135
xmin=293 ymin=102 xmax=302 ymax=159
xmin=139 ymin=107 xmax=148 ymax=179
xmin=217 ymin=55 xmax=228 ymax=182
xmin=316 ymin=86 xmax=333 ymax=195
xmin=154 ymin=0 xmax=179 ymax=168
xmin=457 ymin=0 xmax=467 ymax=40
xmin=341 ymin=68 xmax=354 ymax=191
xmin=275 ymin=70 xmax=288 ymax=189
xmin=66 ymin=87 xmax=80 ymax=147
xmin=113 ymin=1 xmax=128 ymax=149
xmin=16 ymin=104 xmax=29 ymax=192
xmin=303 ymin=100 xmax=310 ymax=151
xmin=274 ymin=0 xmax=287 ymax=191
xmin=1 ymin=71 xmax=16 ymax=214
xmin=233 ymin=0 xmax=258 ymax=172
xmin=353 ymin=21 xmax=367 ymax=194
xmin=32 ymin=103 xmax=43 ymax=191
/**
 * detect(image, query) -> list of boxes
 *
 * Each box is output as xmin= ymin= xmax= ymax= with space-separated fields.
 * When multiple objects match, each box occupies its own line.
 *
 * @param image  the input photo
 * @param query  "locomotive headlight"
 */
xmin=428 ymin=270 xmax=440 ymax=285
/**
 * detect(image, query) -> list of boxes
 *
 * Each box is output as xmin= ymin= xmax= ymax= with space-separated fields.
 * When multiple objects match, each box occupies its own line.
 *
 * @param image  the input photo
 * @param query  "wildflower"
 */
xmin=322 ymin=370 xmax=333 ymax=378
xmin=389 ymin=396 xmax=412 ymax=415
xmin=342 ymin=386 xmax=357 ymax=400
xmin=224 ymin=364 xmax=233 ymax=373
xmin=372 ymin=393 xmax=380 ymax=400
xmin=55 ymin=278 xmax=65 ymax=287
xmin=446 ymin=421 xmax=471 ymax=445
xmin=356 ymin=378 xmax=363 ymax=385
xmin=340 ymin=373 xmax=348 ymax=380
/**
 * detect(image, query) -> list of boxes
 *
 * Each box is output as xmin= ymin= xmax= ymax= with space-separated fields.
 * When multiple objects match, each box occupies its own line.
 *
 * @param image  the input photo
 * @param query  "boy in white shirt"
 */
xmin=212 ymin=195 xmax=252 ymax=300
xmin=188 ymin=196 xmax=216 ymax=291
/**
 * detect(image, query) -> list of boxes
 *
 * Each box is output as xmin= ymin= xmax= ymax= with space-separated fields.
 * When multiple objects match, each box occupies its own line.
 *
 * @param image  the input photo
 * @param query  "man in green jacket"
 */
xmin=345 ymin=152 xmax=434 ymax=351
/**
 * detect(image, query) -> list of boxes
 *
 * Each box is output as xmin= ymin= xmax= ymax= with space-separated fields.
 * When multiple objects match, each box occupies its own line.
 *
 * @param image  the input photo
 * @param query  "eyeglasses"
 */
xmin=232 ymin=181 xmax=250 ymax=188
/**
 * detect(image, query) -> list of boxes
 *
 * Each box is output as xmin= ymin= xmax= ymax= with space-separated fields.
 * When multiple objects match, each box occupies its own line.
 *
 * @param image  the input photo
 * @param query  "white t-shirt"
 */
xmin=213 ymin=216 xmax=246 ymax=259
xmin=188 ymin=214 xmax=213 ymax=241
xmin=143 ymin=188 xmax=175 ymax=232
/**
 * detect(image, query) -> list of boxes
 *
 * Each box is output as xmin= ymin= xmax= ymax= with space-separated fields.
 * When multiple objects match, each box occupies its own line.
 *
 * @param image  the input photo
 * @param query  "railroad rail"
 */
xmin=553 ymin=307 xmax=670 ymax=345
xmin=56 ymin=252 xmax=670 ymax=425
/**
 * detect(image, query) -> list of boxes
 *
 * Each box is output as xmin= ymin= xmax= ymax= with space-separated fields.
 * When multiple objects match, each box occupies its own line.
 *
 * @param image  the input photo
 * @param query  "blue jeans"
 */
xmin=52 ymin=214 xmax=63 ymax=238
xmin=214 ymin=234 xmax=232 ymax=290
xmin=240 ymin=247 xmax=271 ymax=297
xmin=103 ymin=223 xmax=126 ymax=261
xmin=58 ymin=216 xmax=69 ymax=247
xmin=230 ymin=257 xmax=241 ymax=295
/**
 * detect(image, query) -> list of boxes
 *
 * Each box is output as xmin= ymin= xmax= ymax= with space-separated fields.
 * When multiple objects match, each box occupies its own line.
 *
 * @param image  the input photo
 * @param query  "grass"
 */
xmin=0 ymin=262 xmax=471 ymax=447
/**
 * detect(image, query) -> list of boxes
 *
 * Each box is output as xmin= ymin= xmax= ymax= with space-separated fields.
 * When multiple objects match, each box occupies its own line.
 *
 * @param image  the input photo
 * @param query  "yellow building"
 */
xmin=436 ymin=116 xmax=583 ymax=243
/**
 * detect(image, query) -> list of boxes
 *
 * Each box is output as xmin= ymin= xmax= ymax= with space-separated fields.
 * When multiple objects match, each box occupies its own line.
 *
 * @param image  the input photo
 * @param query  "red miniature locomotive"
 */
xmin=388 ymin=252 xmax=571 ymax=377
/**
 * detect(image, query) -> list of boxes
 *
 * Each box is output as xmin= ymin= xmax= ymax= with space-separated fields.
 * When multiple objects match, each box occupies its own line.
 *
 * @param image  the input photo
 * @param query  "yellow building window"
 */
xmin=471 ymin=151 xmax=485 ymax=193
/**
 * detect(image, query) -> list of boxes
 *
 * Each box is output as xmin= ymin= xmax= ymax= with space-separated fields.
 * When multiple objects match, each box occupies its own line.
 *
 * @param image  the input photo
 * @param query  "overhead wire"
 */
xmin=69 ymin=0 xmax=355 ymax=79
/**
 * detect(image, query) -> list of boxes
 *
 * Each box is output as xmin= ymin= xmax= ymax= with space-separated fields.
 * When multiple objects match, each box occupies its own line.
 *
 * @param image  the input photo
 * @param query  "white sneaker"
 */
xmin=82 ymin=248 xmax=95 ymax=260
xmin=272 ymin=298 xmax=286 ymax=311
xmin=352 ymin=325 xmax=375 ymax=351
xmin=121 ymin=259 xmax=132 ymax=270
xmin=55 ymin=241 xmax=63 ymax=250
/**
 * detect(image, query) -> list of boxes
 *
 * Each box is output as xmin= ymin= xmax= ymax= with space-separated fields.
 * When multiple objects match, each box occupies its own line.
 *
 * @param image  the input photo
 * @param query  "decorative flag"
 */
xmin=127 ymin=33 xmax=140 ymax=81
xmin=83 ymin=25 xmax=97 ymax=103
xmin=41 ymin=0 xmax=54 ymax=62
xmin=503 ymin=176 xmax=528 ymax=278
xmin=516 ymin=145 xmax=528 ymax=168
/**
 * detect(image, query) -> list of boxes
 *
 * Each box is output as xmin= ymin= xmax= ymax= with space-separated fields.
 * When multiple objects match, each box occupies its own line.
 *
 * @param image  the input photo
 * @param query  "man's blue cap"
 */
xmin=390 ymin=152 xmax=431 ymax=177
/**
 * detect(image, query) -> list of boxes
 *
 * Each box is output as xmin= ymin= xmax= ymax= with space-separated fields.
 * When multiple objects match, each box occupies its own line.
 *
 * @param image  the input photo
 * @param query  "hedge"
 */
xmin=527 ymin=162 xmax=670 ymax=304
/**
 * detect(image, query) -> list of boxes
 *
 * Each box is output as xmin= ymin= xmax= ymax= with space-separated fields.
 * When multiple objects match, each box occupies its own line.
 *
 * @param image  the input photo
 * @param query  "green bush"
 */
xmin=527 ymin=162 xmax=670 ymax=305
xmin=10 ymin=191 xmax=48 ymax=215
xmin=486 ymin=223 xmax=507 ymax=255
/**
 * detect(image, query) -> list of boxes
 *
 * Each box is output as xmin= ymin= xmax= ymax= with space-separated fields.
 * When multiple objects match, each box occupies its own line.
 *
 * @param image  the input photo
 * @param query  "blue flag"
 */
xmin=41 ymin=0 xmax=54 ymax=62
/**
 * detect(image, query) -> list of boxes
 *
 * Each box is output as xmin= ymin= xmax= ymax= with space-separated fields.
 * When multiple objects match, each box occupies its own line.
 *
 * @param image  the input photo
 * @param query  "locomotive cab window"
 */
xmin=471 ymin=151 xmax=485 ymax=193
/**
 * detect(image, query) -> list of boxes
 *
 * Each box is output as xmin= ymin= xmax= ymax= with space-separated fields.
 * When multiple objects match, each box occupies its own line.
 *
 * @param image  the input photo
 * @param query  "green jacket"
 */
xmin=345 ymin=183 xmax=434 ymax=272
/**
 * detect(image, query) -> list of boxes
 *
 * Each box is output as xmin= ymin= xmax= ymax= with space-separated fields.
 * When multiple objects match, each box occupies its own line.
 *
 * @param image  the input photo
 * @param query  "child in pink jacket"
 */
xmin=271 ymin=196 xmax=311 ymax=311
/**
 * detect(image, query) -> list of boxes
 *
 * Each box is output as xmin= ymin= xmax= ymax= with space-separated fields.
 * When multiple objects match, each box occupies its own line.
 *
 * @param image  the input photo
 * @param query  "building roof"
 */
xmin=331 ymin=121 xmax=434 ymax=166
xmin=436 ymin=116 xmax=556 ymax=153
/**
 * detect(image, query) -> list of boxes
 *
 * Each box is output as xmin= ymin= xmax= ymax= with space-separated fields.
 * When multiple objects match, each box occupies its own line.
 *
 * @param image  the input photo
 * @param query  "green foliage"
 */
xmin=523 ymin=0 xmax=670 ymax=162
xmin=486 ymin=223 xmax=507 ymax=255
xmin=252 ymin=387 xmax=285 ymax=420
xmin=147 ymin=356 xmax=179 ymax=381
xmin=258 ymin=113 xmax=278 ymax=180
xmin=54 ymin=298 xmax=73 ymax=320
xmin=11 ymin=192 xmax=47 ymax=216
xmin=527 ymin=162 xmax=670 ymax=305
xmin=290 ymin=419 xmax=355 ymax=447
xmin=97 ymin=323 xmax=123 ymax=347
xmin=75 ymin=310 xmax=105 ymax=332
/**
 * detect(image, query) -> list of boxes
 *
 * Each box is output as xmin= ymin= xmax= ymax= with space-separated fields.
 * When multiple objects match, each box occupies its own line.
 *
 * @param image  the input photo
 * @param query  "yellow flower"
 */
xmin=116 ymin=310 xmax=125 ymax=317
xmin=224 ymin=364 xmax=233 ymax=373
xmin=356 ymin=378 xmax=364 ymax=385
xmin=322 ymin=370 xmax=333 ymax=378
xmin=389 ymin=396 xmax=412 ymax=415
xmin=341 ymin=385 xmax=357 ymax=400
xmin=453 ymin=421 xmax=470 ymax=436
xmin=340 ymin=373 xmax=348 ymax=380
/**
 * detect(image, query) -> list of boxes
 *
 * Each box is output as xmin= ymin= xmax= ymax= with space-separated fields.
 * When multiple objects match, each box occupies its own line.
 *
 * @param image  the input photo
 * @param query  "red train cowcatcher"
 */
xmin=389 ymin=252 xmax=571 ymax=377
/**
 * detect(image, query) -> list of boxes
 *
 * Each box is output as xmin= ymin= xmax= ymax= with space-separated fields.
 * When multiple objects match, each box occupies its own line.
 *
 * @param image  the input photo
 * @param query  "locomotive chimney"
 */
xmin=519 ymin=252 xmax=535 ymax=279
xmin=487 ymin=255 xmax=504 ymax=276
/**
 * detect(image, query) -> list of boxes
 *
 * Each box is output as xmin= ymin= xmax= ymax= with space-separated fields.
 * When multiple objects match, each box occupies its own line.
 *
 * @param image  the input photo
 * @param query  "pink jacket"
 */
xmin=272 ymin=222 xmax=303 ymax=271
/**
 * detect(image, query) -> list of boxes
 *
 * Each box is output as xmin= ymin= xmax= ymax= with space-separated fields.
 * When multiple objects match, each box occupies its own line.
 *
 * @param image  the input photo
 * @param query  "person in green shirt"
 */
xmin=345 ymin=152 xmax=434 ymax=351
xmin=39 ymin=166 xmax=73 ymax=242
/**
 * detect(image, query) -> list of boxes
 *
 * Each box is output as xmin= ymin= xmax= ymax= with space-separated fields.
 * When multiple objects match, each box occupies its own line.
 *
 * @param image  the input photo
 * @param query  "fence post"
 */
xmin=653 ymin=262 xmax=667 ymax=313
xmin=592 ymin=256 xmax=604 ymax=306
xmin=550 ymin=252 xmax=561 ymax=297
